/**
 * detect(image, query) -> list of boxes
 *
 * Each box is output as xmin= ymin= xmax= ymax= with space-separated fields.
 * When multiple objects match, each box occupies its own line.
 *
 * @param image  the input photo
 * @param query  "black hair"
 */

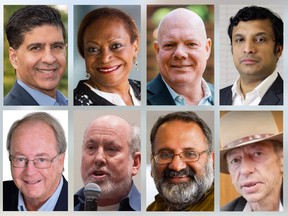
xmin=6 ymin=5 xmax=66 ymax=49
xmin=228 ymin=5 xmax=283 ymax=50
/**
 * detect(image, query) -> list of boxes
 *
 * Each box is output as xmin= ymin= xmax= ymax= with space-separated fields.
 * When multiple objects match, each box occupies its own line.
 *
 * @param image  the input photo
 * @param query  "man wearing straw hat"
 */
xmin=220 ymin=111 xmax=283 ymax=211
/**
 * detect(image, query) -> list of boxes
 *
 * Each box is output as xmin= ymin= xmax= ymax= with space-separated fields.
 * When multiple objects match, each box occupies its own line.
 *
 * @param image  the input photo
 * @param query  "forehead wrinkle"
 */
xmin=83 ymin=125 xmax=128 ymax=147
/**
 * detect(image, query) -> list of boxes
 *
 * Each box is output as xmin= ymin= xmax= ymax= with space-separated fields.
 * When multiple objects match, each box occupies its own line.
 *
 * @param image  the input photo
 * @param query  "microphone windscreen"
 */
xmin=84 ymin=182 xmax=101 ymax=198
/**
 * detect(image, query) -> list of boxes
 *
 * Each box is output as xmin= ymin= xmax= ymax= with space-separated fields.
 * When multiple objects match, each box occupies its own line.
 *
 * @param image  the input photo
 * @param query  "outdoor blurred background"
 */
xmin=147 ymin=5 xmax=214 ymax=84
xmin=3 ymin=5 xmax=68 ymax=97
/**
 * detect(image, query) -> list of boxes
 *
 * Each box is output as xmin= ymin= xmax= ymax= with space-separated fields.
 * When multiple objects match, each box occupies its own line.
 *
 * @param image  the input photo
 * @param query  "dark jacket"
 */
xmin=4 ymin=81 xmax=39 ymax=105
xmin=221 ymin=184 xmax=283 ymax=211
xmin=74 ymin=181 xmax=141 ymax=211
xmin=3 ymin=176 xmax=68 ymax=211
xmin=220 ymin=73 xmax=283 ymax=105
xmin=147 ymin=73 xmax=214 ymax=105
xmin=74 ymin=79 xmax=141 ymax=106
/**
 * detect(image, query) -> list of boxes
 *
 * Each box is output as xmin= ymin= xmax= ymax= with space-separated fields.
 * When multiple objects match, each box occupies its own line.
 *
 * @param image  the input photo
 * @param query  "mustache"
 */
xmin=163 ymin=167 xmax=196 ymax=179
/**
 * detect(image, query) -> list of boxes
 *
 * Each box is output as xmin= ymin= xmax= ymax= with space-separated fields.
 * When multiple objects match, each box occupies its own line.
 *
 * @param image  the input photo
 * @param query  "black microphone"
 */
xmin=83 ymin=182 xmax=101 ymax=211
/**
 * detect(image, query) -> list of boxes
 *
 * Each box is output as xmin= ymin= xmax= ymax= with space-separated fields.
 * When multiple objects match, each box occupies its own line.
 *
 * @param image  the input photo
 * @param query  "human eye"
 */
xmin=86 ymin=46 xmax=100 ymax=54
xmin=183 ymin=151 xmax=197 ymax=159
xmin=229 ymin=157 xmax=241 ymax=165
xmin=15 ymin=157 xmax=27 ymax=163
xmin=85 ymin=143 xmax=97 ymax=154
xmin=233 ymin=36 xmax=244 ymax=44
xmin=159 ymin=151 xmax=173 ymax=159
xmin=36 ymin=158 xmax=48 ymax=163
xmin=187 ymin=42 xmax=198 ymax=48
xmin=29 ymin=44 xmax=42 ymax=52
xmin=253 ymin=151 xmax=264 ymax=158
xmin=255 ymin=36 xmax=266 ymax=44
xmin=52 ymin=42 xmax=65 ymax=50
xmin=111 ymin=43 xmax=123 ymax=50
xmin=162 ymin=43 xmax=174 ymax=50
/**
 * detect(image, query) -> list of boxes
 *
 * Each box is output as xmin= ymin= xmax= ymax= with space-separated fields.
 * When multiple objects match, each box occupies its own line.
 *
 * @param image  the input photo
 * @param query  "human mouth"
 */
xmin=37 ymin=69 xmax=57 ymax=74
xmin=169 ymin=175 xmax=190 ymax=183
xmin=240 ymin=58 xmax=259 ymax=65
xmin=90 ymin=170 xmax=110 ymax=181
xmin=23 ymin=179 xmax=41 ymax=185
xmin=97 ymin=65 xmax=121 ymax=73
xmin=171 ymin=65 xmax=192 ymax=68
xmin=240 ymin=181 xmax=261 ymax=193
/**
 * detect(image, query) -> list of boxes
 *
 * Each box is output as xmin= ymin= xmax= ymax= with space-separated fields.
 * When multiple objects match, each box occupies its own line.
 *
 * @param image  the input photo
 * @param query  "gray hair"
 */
xmin=128 ymin=124 xmax=140 ymax=156
xmin=6 ymin=112 xmax=67 ymax=154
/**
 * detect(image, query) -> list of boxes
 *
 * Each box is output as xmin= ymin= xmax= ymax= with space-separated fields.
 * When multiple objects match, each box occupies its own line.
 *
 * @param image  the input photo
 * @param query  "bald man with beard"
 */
xmin=147 ymin=8 xmax=214 ymax=106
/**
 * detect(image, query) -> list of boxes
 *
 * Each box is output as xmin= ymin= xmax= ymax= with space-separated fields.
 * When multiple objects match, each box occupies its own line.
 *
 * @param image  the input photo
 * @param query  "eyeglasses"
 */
xmin=9 ymin=153 xmax=60 ymax=169
xmin=153 ymin=150 xmax=208 ymax=164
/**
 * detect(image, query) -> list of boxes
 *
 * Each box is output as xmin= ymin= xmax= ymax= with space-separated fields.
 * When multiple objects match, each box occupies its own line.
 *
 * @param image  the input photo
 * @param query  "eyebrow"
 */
xmin=233 ymin=32 xmax=270 ymax=38
xmin=27 ymin=41 xmax=65 ymax=49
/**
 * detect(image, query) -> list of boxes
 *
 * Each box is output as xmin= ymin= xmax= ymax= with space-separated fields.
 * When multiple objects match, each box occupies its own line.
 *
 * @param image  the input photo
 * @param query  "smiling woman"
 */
xmin=74 ymin=6 xmax=141 ymax=106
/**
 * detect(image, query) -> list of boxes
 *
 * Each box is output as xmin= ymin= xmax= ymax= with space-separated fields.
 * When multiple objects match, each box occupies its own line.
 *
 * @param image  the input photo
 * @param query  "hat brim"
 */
xmin=220 ymin=133 xmax=283 ymax=174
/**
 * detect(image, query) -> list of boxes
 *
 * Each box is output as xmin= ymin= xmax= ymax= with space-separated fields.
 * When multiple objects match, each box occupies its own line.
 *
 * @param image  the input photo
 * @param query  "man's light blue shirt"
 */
xmin=17 ymin=80 xmax=68 ymax=106
xmin=162 ymin=77 xmax=213 ymax=105
xmin=18 ymin=176 xmax=63 ymax=211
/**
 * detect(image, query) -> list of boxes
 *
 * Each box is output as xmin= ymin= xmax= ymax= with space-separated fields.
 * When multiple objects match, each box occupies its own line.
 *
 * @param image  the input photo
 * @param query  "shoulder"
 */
xmin=221 ymin=196 xmax=246 ymax=211
xmin=3 ymin=180 xmax=19 ymax=210
xmin=147 ymin=74 xmax=164 ymax=92
xmin=220 ymin=85 xmax=233 ymax=94
xmin=4 ymin=82 xmax=38 ymax=105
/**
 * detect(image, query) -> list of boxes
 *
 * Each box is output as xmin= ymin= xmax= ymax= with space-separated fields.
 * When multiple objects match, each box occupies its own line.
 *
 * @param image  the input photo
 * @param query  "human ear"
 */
xmin=9 ymin=47 xmax=18 ymax=70
xmin=131 ymin=152 xmax=141 ymax=176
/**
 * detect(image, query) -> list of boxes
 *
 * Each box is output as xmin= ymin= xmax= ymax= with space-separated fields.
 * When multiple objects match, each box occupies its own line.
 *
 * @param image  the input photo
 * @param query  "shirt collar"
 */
xmin=84 ymin=82 xmax=141 ymax=106
xmin=231 ymin=71 xmax=277 ymax=105
xmin=18 ymin=176 xmax=63 ymax=211
xmin=162 ymin=76 xmax=213 ymax=105
xmin=243 ymin=199 xmax=283 ymax=211
xmin=17 ymin=80 xmax=68 ymax=106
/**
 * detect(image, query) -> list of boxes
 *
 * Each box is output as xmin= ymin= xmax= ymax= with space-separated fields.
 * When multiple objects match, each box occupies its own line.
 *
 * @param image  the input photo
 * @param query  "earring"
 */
xmin=134 ymin=59 xmax=139 ymax=72
xmin=86 ymin=72 xmax=90 ymax=79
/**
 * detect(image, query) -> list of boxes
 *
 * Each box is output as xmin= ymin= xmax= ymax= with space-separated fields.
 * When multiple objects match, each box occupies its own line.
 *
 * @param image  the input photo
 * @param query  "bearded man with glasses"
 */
xmin=3 ymin=112 xmax=68 ymax=211
xmin=147 ymin=111 xmax=214 ymax=211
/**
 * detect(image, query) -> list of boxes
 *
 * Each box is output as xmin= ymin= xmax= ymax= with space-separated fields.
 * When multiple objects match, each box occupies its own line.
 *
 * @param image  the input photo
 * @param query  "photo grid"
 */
xmin=0 ymin=0 xmax=287 ymax=215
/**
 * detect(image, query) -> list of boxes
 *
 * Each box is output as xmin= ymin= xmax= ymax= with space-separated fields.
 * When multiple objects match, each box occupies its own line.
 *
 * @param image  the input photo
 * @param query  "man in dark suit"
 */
xmin=147 ymin=8 xmax=214 ymax=106
xmin=3 ymin=112 xmax=68 ymax=211
xmin=220 ymin=6 xmax=283 ymax=105
xmin=220 ymin=111 xmax=283 ymax=211
xmin=4 ymin=5 xmax=68 ymax=106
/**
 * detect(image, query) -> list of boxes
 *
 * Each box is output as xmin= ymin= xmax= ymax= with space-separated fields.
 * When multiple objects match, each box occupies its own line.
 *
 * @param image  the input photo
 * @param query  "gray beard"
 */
xmin=154 ymin=158 xmax=214 ymax=210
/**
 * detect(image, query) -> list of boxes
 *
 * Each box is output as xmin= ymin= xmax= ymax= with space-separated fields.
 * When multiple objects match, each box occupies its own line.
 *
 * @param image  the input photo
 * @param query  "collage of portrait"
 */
xmin=1 ymin=1 xmax=286 ymax=215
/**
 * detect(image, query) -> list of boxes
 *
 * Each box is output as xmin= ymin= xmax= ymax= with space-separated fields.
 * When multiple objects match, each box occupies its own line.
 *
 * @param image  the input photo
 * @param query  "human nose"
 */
xmin=23 ymin=160 xmax=37 ymax=172
xmin=239 ymin=157 xmax=255 ymax=175
xmin=93 ymin=148 xmax=106 ymax=166
xmin=173 ymin=44 xmax=188 ymax=60
xmin=243 ymin=40 xmax=256 ymax=54
xmin=168 ymin=154 xmax=187 ymax=172
xmin=42 ymin=48 xmax=56 ymax=64
xmin=99 ymin=48 xmax=112 ymax=63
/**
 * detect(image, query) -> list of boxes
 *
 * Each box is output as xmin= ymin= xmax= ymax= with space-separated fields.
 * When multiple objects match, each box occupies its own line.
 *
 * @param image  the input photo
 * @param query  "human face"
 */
xmin=232 ymin=19 xmax=283 ymax=82
xmin=9 ymin=25 xmax=66 ymax=98
xmin=9 ymin=121 xmax=65 ymax=210
xmin=83 ymin=18 xmax=138 ymax=90
xmin=81 ymin=116 xmax=140 ymax=205
xmin=151 ymin=120 xmax=214 ymax=209
xmin=154 ymin=17 xmax=211 ymax=88
xmin=226 ymin=141 xmax=283 ymax=206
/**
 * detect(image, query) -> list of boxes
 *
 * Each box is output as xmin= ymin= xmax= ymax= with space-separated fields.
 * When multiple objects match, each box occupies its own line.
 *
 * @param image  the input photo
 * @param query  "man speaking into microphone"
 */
xmin=74 ymin=115 xmax=141 ymax=211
